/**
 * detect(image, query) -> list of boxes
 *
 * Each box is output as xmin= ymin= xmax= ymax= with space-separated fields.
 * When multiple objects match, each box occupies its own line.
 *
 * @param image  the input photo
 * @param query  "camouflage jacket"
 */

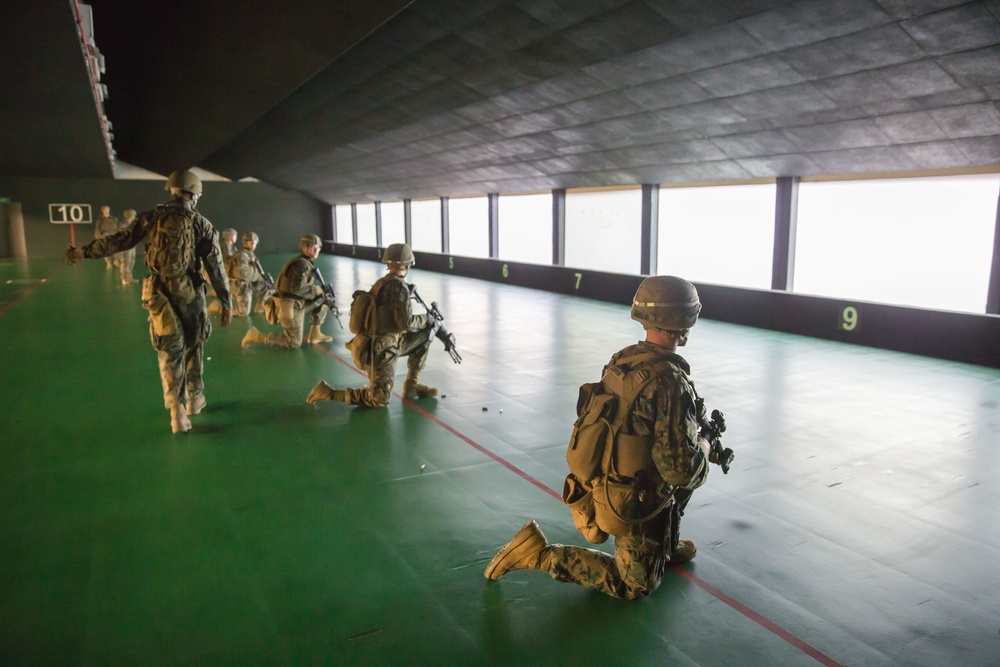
xmin=372 ymin=273 xmax=427 ymax=334
xmin=94 ymin=215 xmax=119 ymax=239
xmin=605 ymin=341 xmax=708 ymax=490
xmin=229 ymin=248 xmax=263 ymax=285
xmin=275 ymin=254 xmax=321 ymax=301
xmin=81 ymin=198 xmax=231 ymax=305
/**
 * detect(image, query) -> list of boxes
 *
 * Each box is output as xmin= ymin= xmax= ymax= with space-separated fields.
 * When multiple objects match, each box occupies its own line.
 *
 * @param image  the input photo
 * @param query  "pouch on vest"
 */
xmin=345 ymin=334 xmax=372 ymax=370
xmin=263 ymin=296 xmax=279 ymax=325
xmin=143 ymin=290 xmax=178 ymax=337
xmin=563 ymin=473 xmax=608 ymax=544
xmin=348 ymin=289 xmax=375 ymax=335
xmin=146 ymin=208 xmax=195 ymax=279
xmin=592 ymin=477 xmax=672 ymax=537
xmin=566 ymin=382 xmax=617 ymax=482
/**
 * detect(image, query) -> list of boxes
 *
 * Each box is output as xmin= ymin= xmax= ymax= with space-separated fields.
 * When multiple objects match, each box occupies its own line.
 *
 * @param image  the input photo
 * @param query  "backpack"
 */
xmin=145 ymin=206 xmax=195 ymax=279
xmin=348 ymin=289 xmax=376 ymax=335
xmin=563 ymin=353 xmax=681 ymax=541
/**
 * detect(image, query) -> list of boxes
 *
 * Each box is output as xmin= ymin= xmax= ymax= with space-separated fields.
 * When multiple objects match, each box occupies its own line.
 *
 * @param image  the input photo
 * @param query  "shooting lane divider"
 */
xmin=316 ymin=344 xmax=846 ymax=667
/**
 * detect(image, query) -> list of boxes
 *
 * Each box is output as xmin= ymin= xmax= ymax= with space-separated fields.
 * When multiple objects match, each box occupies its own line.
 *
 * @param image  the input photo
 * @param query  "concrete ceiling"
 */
xmin=4 ymin=0 xmax=1000 ymax=203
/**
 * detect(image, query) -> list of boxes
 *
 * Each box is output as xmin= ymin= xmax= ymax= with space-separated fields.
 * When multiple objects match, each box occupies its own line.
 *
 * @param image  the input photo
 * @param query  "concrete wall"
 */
xmin=0 ymin=177 xmax=326 ymax=258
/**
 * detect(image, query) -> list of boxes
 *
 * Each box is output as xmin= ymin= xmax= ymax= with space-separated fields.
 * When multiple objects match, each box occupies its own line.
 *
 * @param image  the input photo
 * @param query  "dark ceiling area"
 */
xmin=5 ymin=0 xmax=1000 ymax=203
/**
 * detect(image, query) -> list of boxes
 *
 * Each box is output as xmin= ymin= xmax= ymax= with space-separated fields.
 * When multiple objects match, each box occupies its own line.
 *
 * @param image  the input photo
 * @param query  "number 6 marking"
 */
xmin=502 ymin=264 xmax=508 ymax=278
xmin=842 ymin=306 xmax=858 ymax=331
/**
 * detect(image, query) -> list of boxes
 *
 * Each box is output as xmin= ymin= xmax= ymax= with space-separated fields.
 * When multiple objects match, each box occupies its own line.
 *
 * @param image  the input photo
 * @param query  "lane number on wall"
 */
xmin=841 ymin=306 xmax=859 ymax=332
xmin=448 ymin=256 xmax=454 ymax=269
xmin=574 ymin=272 xmax=582 ymax=290
xmin=502 ymin=264 xmax=508 ymax=278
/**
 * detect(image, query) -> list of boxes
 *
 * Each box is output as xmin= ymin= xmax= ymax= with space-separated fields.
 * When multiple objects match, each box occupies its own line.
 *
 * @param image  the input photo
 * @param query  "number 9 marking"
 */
xmin=841 ymin=306 xmax=858 ymax=331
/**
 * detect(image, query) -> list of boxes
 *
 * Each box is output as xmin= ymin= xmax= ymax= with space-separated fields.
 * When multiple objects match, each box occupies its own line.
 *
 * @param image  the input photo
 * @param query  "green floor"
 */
xmin=2 ymin=254 xmax=999 ymax=666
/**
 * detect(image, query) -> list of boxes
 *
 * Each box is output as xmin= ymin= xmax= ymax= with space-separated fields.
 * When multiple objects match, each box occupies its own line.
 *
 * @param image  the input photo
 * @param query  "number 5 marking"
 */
xmin=841 ymin=306 xmax=858 ymax=331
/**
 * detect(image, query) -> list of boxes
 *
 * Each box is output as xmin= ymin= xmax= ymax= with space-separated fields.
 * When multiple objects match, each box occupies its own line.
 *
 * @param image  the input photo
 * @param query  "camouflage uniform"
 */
xmin=115 ymin=211 xmax=138 ymax=285
xmin=79 ymin=197 xmax=231 ymax=412
xmin=494 ymin=341 xmax=709 ymax=600
xmin=342 ymin=273 xmax=431 ymax=407
xmin=228 ymin=247 xmax=266 ymax=317
xmin=94 ymin=212 xmax=119 ymax=269
xmin=253 ymin=253 xmax=328 ymax=348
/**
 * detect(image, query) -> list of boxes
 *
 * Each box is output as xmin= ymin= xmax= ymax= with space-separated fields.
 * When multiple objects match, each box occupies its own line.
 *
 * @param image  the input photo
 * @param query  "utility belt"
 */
xmin=275 ymin=291 xmax=305 ymax=302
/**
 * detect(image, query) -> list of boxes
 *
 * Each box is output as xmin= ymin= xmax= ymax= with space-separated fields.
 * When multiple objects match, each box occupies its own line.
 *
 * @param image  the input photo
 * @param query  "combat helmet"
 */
xmin=300 ymin=233 xmax=322 ymax=248
xmin=382 ymin=242 xmax=415 ymax=266
xmin=242 ymin=231 xmax=259 ymax=246
xmin=630 ymin=276 xmax=701 ymax=331
xmin=123 ymin=209 xmax=136 ymax=220
xmin=164 ymin=169 xmax=203 ymax=195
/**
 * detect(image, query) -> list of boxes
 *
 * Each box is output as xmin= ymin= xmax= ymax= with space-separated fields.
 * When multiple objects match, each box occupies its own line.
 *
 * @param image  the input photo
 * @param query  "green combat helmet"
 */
xmin=242 ymin=231 xmax=259 ymax=247
xmin=165 ymin=169 xmax=203 ymax=195
xmin=630 ymin=275 xmax=701 ymax=331
xmin=300 ymin=234 xmax=321 ymax=248
xmin=382 ymin=242 xmax=415 ymax=266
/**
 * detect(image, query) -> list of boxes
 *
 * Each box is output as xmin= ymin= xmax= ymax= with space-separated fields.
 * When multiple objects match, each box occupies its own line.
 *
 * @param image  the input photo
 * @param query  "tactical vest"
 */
xmin=563 ymin=352 xmax=687 ymax=541
xmin=145 ymin=206 xmax=195 ymax=279
xmin=349 ymin=276 xmax=406 ymax=336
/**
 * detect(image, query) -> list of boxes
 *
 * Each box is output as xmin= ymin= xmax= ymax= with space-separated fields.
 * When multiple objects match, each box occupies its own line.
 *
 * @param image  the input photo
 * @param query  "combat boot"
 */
xmin=402 ymin=377 xmax=438 ymax=399
xmin=484 ymin=520 xmax=550 ymax=579
xmin=242 ymin=326 xmax=268 ymax=349
xmin=306 ymin=380 xmax=347 ymax=404
xmin=186 ymin=393 xmax=206 ymax=416
xmin=307 ymin=325 xmax=333 ymax=344
xmin=170 ymin=405 xmax=192 ymax=434
xmin=671 ymin=539 xmax=697 ymax=565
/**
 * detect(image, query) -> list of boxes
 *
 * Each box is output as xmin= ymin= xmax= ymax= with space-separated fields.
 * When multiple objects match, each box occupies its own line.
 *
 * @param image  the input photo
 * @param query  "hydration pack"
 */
xmin=146 ymin=206 xmax=195 ymax=279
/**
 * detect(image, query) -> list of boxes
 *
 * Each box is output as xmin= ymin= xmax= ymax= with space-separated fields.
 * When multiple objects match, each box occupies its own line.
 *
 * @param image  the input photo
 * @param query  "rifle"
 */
xmin=409 ymin=287 xmax=462 ymax=364
xmin=311 ymin=266 xmax=343 ymax=329
xmin=696 ymin=399 xmax=734 ymax=474
xmin=251 ymin=257 xmax=274 ymax=291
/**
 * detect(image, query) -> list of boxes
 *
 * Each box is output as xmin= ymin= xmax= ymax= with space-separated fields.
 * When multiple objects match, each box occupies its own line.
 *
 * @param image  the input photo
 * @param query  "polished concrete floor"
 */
xmin=1 ymin=253 xmax=998 ymax=666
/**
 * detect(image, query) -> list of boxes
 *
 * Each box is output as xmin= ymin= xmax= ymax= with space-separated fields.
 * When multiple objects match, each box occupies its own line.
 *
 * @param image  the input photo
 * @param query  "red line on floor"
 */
xmin=317 ymin=346 xmax=843 ymax=667
xmin=0 ymin=273 xmax=53 ymax=317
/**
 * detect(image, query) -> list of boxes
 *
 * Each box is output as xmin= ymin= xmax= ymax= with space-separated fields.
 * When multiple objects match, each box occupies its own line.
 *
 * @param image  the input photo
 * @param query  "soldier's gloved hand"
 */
xmin=220 ymin=307 xmax=232 ymax=327
xmin=314 ymin=285 xmax=324 ymax=297
xmin=65 ymin=245 xmax=82 ymax=265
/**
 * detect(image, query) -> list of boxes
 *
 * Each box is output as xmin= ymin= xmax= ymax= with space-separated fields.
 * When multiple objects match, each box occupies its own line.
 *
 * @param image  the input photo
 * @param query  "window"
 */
xmin=381 ymin=201 xmax=405 ymax=246
xmin=411 ymin=199 xmax=442 ymax=252
xmin=498 ymin=192 xmax=552 ymax=265
xmin=565 ymin=188 xmax=642 ymax=274
xmin=795 ymin=175 xmax=999 ymax=313
xmin=657 ymin=183 xmax=775 ymax=288
xmin=356 ymin=202 xmax=377 ymax=246
xmin=448 ymin=195 xmax=489 ymax=258
xmin=334 ymin=204 xmax=353 ymax=244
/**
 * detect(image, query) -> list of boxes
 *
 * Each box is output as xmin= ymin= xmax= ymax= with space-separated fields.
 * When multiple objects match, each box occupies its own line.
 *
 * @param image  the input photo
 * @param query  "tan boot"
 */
xmin=671 ymin=539 xmax=697 ymax=565
xmin=242 ymin=326 xmax=268 ymax=349
xmin=484 ymin=520 xmax=549 ymax=580
xmin=403 ymin=378 xmax=438 ymax=399
xmin=170 ymin=405 xmax=192 ymax=433
xmin=186 ymin=393 xmax=206 ymax=416
xmin=306 ymin=380 xmax=347 ymax=404
xmin=307 ymin=324 xmax=332 ymax=344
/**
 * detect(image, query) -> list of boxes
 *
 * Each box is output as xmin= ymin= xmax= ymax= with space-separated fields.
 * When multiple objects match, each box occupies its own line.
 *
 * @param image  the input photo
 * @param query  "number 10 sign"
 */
xmin=49 ymin=203 xmax=92 ymax=224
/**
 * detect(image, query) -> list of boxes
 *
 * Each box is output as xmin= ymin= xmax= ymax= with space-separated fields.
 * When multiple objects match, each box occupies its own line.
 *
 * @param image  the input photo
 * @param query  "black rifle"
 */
xmin=311 ymin=266 xmax=343 ymax=329
xmin=251 ymin=257 xmax=274 ymax=291
xmin=696 ymin=399 xmax=734 ymax=474
xmin=409 ymin=287 xmax=462 ymax=364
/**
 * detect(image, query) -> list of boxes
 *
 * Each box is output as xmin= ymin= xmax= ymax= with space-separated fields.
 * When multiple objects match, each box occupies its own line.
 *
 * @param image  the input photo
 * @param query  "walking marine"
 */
xmin=306 ymin=242 xmax=458 ymax=407
xmin=484 ymin=275 xmax=731 ymax=599
xmin=66 ymin=170 xmax=232 ymax=434
xmin=241 ymin=234 xmax=335 ymax=349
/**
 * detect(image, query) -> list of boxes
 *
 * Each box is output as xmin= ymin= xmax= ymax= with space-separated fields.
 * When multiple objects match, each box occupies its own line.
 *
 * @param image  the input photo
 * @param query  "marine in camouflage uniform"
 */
xmin=207 ymin=228 xmax=238 ymax=314
xmin=94 ymin=205 xmax=119 ymax=270
xmin=67 ymin=170 xmax=232 ymax=434
xmin=228 ymin=231 xmax=267 ymax=317
xmin=306 ymin=242 xmax=437 ymax=407
xmin=114 ymin=209 xmax=139 ymax=285
xmin=241 ymin=234 xmax=332 ymax=349
xmin=484 ymin=276 xmax=713 ymax=600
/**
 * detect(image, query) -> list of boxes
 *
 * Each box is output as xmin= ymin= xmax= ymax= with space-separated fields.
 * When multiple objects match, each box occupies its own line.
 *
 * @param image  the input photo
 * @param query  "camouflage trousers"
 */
xmin=260 ymin=297 xmax=327 ymax=348
xmin=115 ymin=249 xmax=135 ymax=284
xmin=343 ymin=328 xmax=432 ymax=407
xmin=232 ymin=280 xmax=254 ymax=317
xmin=143 ymin=276 xmax=211 ymax=410
xmin=542 ymin=511 xmax=673 ymax=600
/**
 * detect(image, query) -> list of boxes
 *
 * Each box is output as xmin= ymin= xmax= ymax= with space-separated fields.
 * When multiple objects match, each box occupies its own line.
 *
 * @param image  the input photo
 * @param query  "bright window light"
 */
xmin=657 ymin=183 xmax=775 ymax=288
xmin=335 ymin=204 xmax=353 ymax=244
xmin=565 ymin=189 xmax=642 ymax=274
xmin=356 ymin=202 xmax=376 ymax=246
xmin=411 ymin=199 xmax=442 ymax=252
xmin=498 ymin=193 xmax=552 ymax=265
xmin=381 ymin=201 xmax=405 ymax=246
xmin=449 ymin=196 xmax=490 ymax=258
xmin=795 ymin=175 xmax=999 ymax=313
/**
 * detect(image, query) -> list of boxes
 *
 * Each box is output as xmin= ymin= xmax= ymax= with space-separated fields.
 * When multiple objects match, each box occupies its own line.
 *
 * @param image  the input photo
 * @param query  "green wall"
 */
xmin=0 ymin=177 xmax=326 ymax=258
